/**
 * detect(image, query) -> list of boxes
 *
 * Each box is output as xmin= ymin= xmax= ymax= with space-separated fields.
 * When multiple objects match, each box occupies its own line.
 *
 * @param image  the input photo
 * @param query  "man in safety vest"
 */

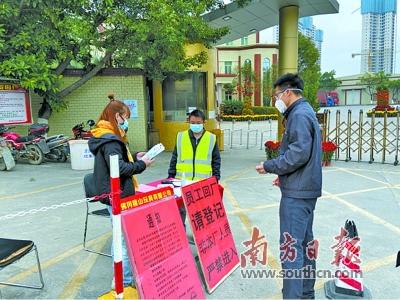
xmin=168 ymin=109 xmax=221 ymax=228
xmin=168 ymin=109 xmax=221 ymax=182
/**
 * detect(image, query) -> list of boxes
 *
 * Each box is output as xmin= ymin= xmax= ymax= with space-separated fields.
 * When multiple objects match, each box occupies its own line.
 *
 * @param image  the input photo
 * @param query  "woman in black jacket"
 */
xmin=88 ymin=95 xmax=153 ymax=288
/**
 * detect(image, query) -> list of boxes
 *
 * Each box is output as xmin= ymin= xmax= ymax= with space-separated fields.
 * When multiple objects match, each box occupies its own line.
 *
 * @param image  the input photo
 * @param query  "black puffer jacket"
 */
xmin=88 ymin=134 xmax=146 ymax=205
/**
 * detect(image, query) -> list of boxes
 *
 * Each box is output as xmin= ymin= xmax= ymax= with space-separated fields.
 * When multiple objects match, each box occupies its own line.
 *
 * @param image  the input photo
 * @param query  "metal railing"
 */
xmin=221 ymin=119 xmax=277 ymax=150
xmin=323 ymin=109 xmax=399 ymax=165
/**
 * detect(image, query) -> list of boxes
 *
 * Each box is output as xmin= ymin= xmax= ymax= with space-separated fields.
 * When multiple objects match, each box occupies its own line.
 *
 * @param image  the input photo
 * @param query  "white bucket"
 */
xmin=68 ymin=139 xmax=94 ymax=170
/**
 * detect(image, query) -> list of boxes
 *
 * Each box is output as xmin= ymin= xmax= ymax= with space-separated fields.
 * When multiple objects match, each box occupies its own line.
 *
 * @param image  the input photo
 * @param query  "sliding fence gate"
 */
xmin=322 ymin=109 xmax=400 ymax=166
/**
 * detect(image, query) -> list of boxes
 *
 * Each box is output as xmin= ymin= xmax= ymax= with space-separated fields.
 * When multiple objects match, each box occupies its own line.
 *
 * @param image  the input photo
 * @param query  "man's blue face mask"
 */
xmin=190 ymin=123 xmax=203 ymax=133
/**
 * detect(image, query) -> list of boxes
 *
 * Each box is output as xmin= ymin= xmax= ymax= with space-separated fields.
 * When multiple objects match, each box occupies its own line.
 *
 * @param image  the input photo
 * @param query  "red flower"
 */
xmin=264 ymin=140 xmax=281 ymax=151
xmin=373 ymin=105 xmax=396 ymax=111
xmin=322 ymin=141 xmax=337 ymax=152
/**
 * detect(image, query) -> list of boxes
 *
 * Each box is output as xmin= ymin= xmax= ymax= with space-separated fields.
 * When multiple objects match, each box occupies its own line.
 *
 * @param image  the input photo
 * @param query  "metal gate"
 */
xmin=323 ymin=109 xmax=399 ymax=165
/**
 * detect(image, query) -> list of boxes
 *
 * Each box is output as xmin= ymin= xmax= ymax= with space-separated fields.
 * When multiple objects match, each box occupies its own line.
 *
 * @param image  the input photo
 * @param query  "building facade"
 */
xmin=273 ymin=17 xmax=323 ymax=63
xmin=215 ymin=33 xmax=279 ymax=106
xmin=361 ymin=0 xmax=397 ymax=74
xmin=336 ymin=73 xmax=400 ymax=105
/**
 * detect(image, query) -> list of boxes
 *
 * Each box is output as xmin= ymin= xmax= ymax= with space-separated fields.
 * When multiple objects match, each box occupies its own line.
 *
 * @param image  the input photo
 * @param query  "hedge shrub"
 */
xmin=221 ymin=114 xmax=278 ymax=121
xmin=251 ymin=106 xmax=279 ymax=115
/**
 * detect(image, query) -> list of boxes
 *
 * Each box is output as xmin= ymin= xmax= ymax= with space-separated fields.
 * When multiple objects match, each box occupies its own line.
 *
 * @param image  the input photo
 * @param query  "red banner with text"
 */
xmin=122 ymin=195 xmax=204 ymax=299
xmin=181 ymin=177 xmax=240 ymax=293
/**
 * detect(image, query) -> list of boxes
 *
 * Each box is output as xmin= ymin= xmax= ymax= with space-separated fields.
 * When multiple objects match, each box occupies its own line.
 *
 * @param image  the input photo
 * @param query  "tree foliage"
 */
xmin=298 ymin=32 xmax=321 ymax=112
xmin=360 ymin=71 xmax=390 ymax=102
xmin=231 ymin=61 xmax=258 ymax=104
xmin=0 ymin=0 xmax=229 ymax=114
xmin=319 ymin=70 xmax=341 ymax=93
xmin=262 ymin=63 xmax=278 ymax=106
xmin=389 ymin=79 xmax=400 ymax=103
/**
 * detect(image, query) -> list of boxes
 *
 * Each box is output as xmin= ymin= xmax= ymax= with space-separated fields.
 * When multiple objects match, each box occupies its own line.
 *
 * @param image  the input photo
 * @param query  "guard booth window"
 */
xmin=162 ymin=72 xmax=207 ymax=121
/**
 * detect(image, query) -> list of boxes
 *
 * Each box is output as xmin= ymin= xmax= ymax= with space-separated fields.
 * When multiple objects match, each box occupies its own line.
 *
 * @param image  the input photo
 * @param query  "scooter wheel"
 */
xmin=56 ymin=149 xmax=68 ymax=162
xmin=27 ymin=144 xmax=44 ymax=165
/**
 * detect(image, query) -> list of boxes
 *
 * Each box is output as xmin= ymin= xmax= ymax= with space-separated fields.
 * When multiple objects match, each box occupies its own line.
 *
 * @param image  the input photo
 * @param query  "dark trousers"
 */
xmin=179 ymin=206 xmax=187 ymax=230
xmin=280 ymin=196 xmax=317 ymax=299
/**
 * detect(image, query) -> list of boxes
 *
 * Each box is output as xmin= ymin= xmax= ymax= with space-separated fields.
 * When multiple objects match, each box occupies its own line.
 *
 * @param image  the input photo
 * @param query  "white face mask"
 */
xmin=274 ymin=88 xmax=302 ymax=114
xmin=275 ymin=97 xmax=287 ymax=114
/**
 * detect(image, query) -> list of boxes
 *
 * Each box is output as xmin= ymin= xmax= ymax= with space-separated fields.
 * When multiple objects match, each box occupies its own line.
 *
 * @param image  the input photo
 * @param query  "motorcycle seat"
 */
xmin=15 ymin=135 xmax=36 ymax=143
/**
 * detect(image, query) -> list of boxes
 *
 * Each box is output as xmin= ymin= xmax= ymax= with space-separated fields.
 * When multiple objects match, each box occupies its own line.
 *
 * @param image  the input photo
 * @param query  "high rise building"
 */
xmin=273 ymin=17 xmax=324 ymax=64
xmin=361 ymin=0 xmax=397 ymax=74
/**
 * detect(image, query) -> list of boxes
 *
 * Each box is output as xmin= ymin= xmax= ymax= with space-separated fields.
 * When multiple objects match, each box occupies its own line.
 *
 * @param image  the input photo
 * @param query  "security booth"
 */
xmin=152 ymin=44 xmax=222 ymax=151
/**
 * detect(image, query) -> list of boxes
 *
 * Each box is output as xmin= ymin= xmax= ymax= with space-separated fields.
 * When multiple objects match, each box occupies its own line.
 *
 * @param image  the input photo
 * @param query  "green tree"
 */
xmin=374 ymin=71 xmax=390 ymax=91
xmin=0 ymin=0 xmax=228 ymax=119
xmin=389 ymin=79 xmax=400 ymax=103
xmin=222 ymin=83 xmax=236 ymax=100
xmin=360 ymin=73 xmax=378 ymax=102
xmin=262 ymin=63 xmax=278 ymax=106
xmin=359 ymin=71 xmax=389 ymax=102
xmin=233 ymin=61 xmax=257 ymax=101
xmin=319 ymin=70 xmax=341 ymax=98
xmin=298 ymin=32 xmax=321 ymax=111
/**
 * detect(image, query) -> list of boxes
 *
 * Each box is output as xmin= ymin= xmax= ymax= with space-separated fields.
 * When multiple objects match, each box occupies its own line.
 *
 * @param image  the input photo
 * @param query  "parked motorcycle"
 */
xmin=0 ymin=125 xmax=48 ymax=165
xmin=29 ymin=124 xmax=70 ymax=162
xmin=0 ymin=136 xmax=15 ymax=171
xmin=72 ymin=120 xmax=95 ymax=139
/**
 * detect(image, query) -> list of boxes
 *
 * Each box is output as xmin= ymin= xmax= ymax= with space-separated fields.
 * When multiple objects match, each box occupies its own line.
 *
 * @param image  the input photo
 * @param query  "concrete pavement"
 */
xmin=0 ymin=145 xmax=399 ymax=299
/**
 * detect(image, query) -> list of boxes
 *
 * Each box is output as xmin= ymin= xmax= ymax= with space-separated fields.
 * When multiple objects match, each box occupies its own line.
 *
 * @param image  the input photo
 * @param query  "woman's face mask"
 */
xmin=117 ymin=114 xmax=129 ymax=132
xmin=119 ymin=119 xmax=129 ymax=132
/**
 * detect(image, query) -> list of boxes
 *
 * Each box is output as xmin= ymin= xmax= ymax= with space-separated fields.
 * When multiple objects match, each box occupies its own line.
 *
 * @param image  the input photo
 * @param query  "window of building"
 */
xmin=345 ymin=89 xmax=361 ymax=105
xmin=244 ymin=59 xmax=252 ymax=69
xmin=224 ymin=61 xmax=233 ymax=74
xmin=263 ymin=58 xmax=271 ymax=72
xmin=225 ymin=91 xmax=233 ymax=101
xmin=241 ymin=36 xmax=248 ymax=46
xmin=162 ymin=72 xmax=207 ymax=121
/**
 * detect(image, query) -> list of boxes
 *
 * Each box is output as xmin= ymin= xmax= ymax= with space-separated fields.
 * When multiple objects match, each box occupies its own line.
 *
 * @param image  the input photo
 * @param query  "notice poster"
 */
xmin=123 ymin=99 xmax=138 ymax=119
xmin=0 ymin=83 xmax=32 ymax=125
xmin=122 ymin=196 xmax=205 ymax=299
xmin=181 ymin=177 xmax=240 ymax=293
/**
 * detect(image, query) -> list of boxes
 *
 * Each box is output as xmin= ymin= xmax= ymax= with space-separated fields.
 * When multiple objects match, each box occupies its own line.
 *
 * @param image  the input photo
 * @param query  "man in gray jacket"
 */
xmin=256 ymin=73 xmax=322 ymax=299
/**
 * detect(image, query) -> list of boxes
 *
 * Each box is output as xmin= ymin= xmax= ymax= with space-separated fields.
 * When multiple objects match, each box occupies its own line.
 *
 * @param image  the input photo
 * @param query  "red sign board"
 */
xmin=0 ymin=83 xmax=32 ymax=125
xmin=120 ymin=186 xmax=173 ymax=211
xmin=122 ymin=195 xmax=205 ymax=299
xmin=181 ymin=177 xmax=240 ymax=293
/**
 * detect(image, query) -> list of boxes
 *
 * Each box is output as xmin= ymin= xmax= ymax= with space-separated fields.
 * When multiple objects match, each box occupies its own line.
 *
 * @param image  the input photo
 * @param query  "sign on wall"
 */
xmin=123 ymin=99 xmax=138 ymax=119
xmin=0 ymin=83 xmax=32 ymax=125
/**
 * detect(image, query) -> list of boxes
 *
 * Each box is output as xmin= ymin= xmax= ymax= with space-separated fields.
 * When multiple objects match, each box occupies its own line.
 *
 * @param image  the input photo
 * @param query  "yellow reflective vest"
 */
xmin=176 ymin=130 xmax=216 ymax=181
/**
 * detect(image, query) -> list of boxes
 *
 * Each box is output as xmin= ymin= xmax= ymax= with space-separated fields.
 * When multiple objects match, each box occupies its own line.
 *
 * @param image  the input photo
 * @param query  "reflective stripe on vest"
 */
xmin=176 ymin=130 xmax=215 ymax=181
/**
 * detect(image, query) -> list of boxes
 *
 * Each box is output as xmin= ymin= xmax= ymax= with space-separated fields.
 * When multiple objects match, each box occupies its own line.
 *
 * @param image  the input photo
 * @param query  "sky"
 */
xmin=260 ymin=0 xmax=400 ymax=77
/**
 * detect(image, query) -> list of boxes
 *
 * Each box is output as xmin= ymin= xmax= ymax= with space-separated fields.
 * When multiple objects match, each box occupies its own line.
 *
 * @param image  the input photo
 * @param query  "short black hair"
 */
xmin=274 ymin=73 xmax=304 ymax=95
xmin=189 ymin=109 xmax=205 ymax=121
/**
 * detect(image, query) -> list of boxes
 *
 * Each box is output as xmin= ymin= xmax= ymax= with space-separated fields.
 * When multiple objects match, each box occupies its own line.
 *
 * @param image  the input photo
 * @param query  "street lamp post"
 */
xmin=351 ymin=51 xmax=372 ymax=72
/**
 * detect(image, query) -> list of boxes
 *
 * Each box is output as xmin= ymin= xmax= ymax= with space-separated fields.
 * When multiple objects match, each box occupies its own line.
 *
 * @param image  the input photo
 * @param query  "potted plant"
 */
xmin=376 ymin=83 xmax=390 ymax=107
xmin=375 ymin=71 xmax=390 ymax=108
xmin=264 ymin=140 xmax=281 ymax=159
xmin=321 ymin=141 xmax=337 ymax=166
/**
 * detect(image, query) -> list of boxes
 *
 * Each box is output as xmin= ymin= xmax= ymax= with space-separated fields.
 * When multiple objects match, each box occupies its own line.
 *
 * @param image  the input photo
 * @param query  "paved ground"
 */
xmin=1 ymin=143 xmax=399 ymax=299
